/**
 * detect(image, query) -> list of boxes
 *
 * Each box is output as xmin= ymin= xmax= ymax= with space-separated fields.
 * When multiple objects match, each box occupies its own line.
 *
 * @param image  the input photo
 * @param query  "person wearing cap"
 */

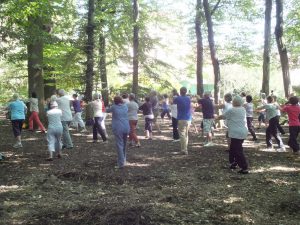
xmin=7 ymin=93 xmax=27 ymax=148
xmin=56 ymin=89 xmax=73 ymax=149
xmin=46 ymin=101 xmax=63 ymax=160
xmin=127 ymin=93 xmax=140 ymax=147
xmin=173 ymin=87 xmax=192 ymax=155
xmin=91 ymin=93 xmax=107 ymax=143
xmin=28 ymin=92 xmax=46 ymax=133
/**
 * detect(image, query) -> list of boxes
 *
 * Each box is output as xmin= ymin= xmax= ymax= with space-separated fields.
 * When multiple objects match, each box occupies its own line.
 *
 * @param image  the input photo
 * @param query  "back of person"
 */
xmin=244 ymin=102 xmax=254 ymax=117
xmin=47 ymin=108 xmax=63 ymax=129
xmin=92 ymin=100 xmax=103 ymax=117
xmin=127 ymin=100 xmax=139 ymax=120
xmin=139 ymin=102 xmax=153 ymax=116
xmin=264 ymin=103 xmax=278 ymax=121
xmin=72 ymin=99 xmax=82 ymax=113
xmin=57 ymin=96 xmax=72 ymax=121
xmin=283 ymin=104 xmax=300 ymax=126
xmin=175 ymin=95 xmax=191 ymax=120
xmin=198 ymin=97 xmax=214 ymax=119
xmin=9 ymin=100 xmax=26 ymax=120
xmin=29 ymin=98 xmax=39 ymax=112
xmin=111 ymin=104 xmax=129 ymax=133
xmin=226 ymin=107 xmax=248 ymax=139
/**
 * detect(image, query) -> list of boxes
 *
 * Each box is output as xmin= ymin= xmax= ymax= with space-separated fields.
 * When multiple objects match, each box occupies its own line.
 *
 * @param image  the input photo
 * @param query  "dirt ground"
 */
xmin=0 ymin=113 xmax=300 ymax=225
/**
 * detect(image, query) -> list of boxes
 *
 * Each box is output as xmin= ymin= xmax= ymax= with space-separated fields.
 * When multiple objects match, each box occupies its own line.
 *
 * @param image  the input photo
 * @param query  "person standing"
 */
xmin=106 ymin=96 xmax=130 ymax=169
xmin=149 ymin=90 xmax=161 ymax=133
xmin=244 ymin=95 xmax=258 ymax=142
xmin=139 ymin=97 xmax=154 ymax=139
xmin=7 ymin=94 xmax=27 ymax=148
xmin=169 ymin=95 xmax=180 ymax=142
xmin=28 ymin=92 xmax=46 ymax=132
xmin=127 ymin=93 xmax=140 ymax=147
xmin=161 ymin=94 xmax=171 ymax=121
xmin=173 ymin=87 xmax=192 ymax=155
xmin=91 ymin=93 xmax=107 ymax=143
xmin=56 ymin=89 xmax=73 ymax=149
xmin=72 ymin=94 xmax=87 ymax=132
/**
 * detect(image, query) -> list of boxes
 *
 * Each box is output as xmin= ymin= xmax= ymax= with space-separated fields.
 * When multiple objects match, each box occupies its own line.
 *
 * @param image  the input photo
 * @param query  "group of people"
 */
xmin=5 ymin=87 xmax=300 ymax=173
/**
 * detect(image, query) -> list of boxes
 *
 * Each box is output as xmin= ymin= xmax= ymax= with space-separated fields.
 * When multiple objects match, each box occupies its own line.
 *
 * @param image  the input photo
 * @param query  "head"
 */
xmin=260 ymin=93 xmax=266 ymax=100
xmin=122 ymin=93 xmax=129 ymax=99
xmin=31 ymin=92 xmax=37 ymax=98
xmin=267 ymin=96 xmax=274 ymax=103
xmin=232 ymin=96 xmax=244 ymax=107
xmin=240 ymin=92 xmax=246 ymax=98
xmin=145 ymin=96 xmax=150 ymax=102
xmin=58 ymin=89 xmax=65 ymax=97
xmin=163 ymin=94 xmax=168 ymax=99
xmin=50 ymin=101 xmax=58 ymax=109
xmin=246 ymin=95 xmax=253 ymax=103
xmin=224 ymin=93 xmax=232 ymax=103
xmin=12 ymin=93 xmax=19 ymax=101
xmin=289 ymin=96 xmax=299 ymax=105
xmin=150 ymin=90 xmax=157 ymax=97
xmin=129 ymin=93 xmax=135 ymax=101
xmin=72 ymin=94 xmax=78 ymax=99
xmin=114 ymin=96 xmax=123 ymax=105
xmin=93 ymin=93 xmax=101 ymax=100
xmin=204 ymin=91 xmax=211 ymax=98
xmin=180 ymin=87 xmax=187 ymax=96
xmin=50 ymin=95 xmax=57 ymax=102
xmin=172 ymin=89 xmax=179 ymax=97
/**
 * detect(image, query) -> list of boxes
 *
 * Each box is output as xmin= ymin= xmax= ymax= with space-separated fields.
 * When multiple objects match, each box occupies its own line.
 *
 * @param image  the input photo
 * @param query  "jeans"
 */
xmin=178 ymin=120 xmax=191 ymax=153
xmin=29 ymin=111 xmax=46 ymax=131
xmin=93 ymin=117 xmax=107 ymax=141
xmin=229 ymin=138 xmax=248 ymax=170
xmin=61 ymin=121 xmax=73 ymax=148
xmin=47 ymin=127 xmax=63 ymax=152
xmin=114 ymin=131 xmax=128 ymax=167
xmin=73 ymin=112 xmax=85 ymax=129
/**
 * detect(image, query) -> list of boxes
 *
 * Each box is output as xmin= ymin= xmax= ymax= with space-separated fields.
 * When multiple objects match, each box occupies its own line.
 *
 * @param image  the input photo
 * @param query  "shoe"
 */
xmin=93 ymin=140 xmax=98 ymax=143
xmin=277 ymin=147 xmax=287 ymax=152
xmin=135 ymin=143 xmax=141 ymax=148
xmin=41 ymin=130 xmax=47 ymax=133
xmin=204 ymin=142 xmax=214 ymax=147
xmin=172 ymin=139 xmax=180 ymax=142
xmin=45 ymin=158 xmax=53 ymax=161
xmin=13 ymin=143 xmax=23 ymax=148
xmin=238 ymin=169 xmax=249 ymax=174
xmin=229 ymin=163 xmax=238 ymax=169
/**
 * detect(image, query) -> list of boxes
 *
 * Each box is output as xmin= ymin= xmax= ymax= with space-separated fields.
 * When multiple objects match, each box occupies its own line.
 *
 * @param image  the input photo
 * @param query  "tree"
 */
xmin=275 ymin=0 xmax=291 ymax=98
xmin=132 ymin=0 xmax=139 ymax=95
xmin=262 ymin=0 xmax=272 ymax=96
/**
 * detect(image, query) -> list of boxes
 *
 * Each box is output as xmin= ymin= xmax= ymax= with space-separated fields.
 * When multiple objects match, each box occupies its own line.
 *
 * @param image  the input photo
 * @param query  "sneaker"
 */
xmin=277 ymin=147 xmax=287 ymax=152
xmin=172 ymin=139 xmax=180 ymax=142
xmin=261 ymin=147 xmax=274 ymax=152
xmin=13 ymin=143 xmax=23 ymax=148
xmin=135 ymin=143 xmax=141 ymax=148
xmin=204 ymin=142 xmax=214 ymax=147
xmin=229 ymin=162 xmax=238 ymax=169
xmin=238 ymin=169 xmax=249 ymax=174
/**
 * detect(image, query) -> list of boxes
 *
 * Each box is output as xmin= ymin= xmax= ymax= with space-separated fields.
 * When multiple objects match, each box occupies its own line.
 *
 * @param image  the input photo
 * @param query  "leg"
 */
xmin=288 ymin=126 xmax=300 ymax=152
xmin=265 ymin=125 xmax=272 ymax=148
xmin=29 ymin=113 xmax=34 ymax=130
xmin=172 ymin=117 xmax=179 ymax=140
xmin=178 ymin=120 xmax=190 ymax=154
xmin=231 ymin=138 xmax=248 ymax=170
xmin=33 ymin=112 xmax=46 ymax=131
xmin=114 ymin=132 xmax=126 ymax=168
xmin=94 ymin=117 xmax=107 ymax=141
xmin=61 ymin=121 xmax=73 ymax=148
xmin=269 ymin=117 xmax=284 ymax=148
xmin=247 ymin=117 xmax=257 ymax=140
xmin=276 ymin=116 xmax=285 ymax=134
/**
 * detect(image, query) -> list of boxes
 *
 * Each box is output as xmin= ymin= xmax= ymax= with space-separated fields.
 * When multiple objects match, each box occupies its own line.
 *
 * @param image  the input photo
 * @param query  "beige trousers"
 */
xmin=178 ymin=120 xmax=191 ymax=153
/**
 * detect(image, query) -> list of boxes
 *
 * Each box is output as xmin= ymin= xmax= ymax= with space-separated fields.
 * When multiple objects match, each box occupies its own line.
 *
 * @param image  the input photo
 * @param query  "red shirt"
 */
xmin=282 ymin=105 xmax=300 ymax=126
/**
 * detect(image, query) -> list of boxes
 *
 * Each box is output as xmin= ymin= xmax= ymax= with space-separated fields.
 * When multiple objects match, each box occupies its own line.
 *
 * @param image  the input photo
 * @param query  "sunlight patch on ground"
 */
xmin=23 ymin=137 xmax=39 ymax=141
xmin=266 ymin=178 xmax=296 ymax=185
xmin=252 ymin=166 xmax=300 ymax=173
xmin=126 ymin=162 xmax=150 ymax=167
xmin=0 ymin=185 xmax=22 ymax=193
xmin=223 ymin=196 xmax=244 ymax=204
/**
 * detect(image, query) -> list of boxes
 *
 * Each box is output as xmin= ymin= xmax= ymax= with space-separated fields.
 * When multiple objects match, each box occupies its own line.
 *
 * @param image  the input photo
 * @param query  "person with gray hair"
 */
xmin=7 ymin=93 xmax=27 ymax=148
xmin=219 ymin=95 xmax=249 ymax=174
xmin=56 ymin=89 xmax=73 ymax=149
xmin=91 ymin=93 xmax=107 ymax=143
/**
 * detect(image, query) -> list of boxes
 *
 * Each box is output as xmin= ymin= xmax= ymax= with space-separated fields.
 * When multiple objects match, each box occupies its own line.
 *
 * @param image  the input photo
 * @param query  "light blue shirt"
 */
xmin=223 ymin=107 xmax=248 ymax=140
xmin=106 ymin=104 xmax=130 ymax=134
xmin=8 ymin=100 xmax=27 ymax=120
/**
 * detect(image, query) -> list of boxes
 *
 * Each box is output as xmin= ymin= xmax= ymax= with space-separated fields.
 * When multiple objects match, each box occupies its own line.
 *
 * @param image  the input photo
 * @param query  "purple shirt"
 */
xmin=72 ymin=100 xmax=82 ymax=113
xmin=198 ymin=98 xmax=214 ymax=119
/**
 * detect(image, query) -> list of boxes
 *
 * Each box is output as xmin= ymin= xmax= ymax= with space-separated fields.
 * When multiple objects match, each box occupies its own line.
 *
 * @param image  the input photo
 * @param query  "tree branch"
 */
xmin=211 ymin=0 xmax=221 ymax=16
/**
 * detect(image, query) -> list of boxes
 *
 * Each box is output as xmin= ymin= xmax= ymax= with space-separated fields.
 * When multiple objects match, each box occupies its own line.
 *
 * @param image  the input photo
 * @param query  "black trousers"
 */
xmin=172 ymin=117 xmax=179 ymax=140
xmin=229 ymin=138 xmax=248 ymax=170
xmin=246 ymin=117 xmax=257 ymax=140
xmin=266 ymin=116 xmax=284 ymax=148
xmin=288 ymin=126 xmax=300 ymax=152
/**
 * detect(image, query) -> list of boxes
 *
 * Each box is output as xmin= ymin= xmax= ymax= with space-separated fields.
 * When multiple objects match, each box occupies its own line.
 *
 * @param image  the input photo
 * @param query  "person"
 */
xmin=72 ymin=94 xmax=87 ymax=132
xmin=7 ymin=93 xmax=27 ymax=148
xmin=100 ymin=96 xmax=108 ymax=138
xmin=127 ymin=93 xmax=140 ymax=147
xmin=169 ymin=95 xmax=180 ymax=142
xmin=91 ymin=93 xmax=107 ymax=143
xmin=219 ymin=96 xmax=249 ymax=174
xmin=257 ymin=96 xmax=285 ymax=152
xmin=173 ymin=87 xmax=192 ymax=155
xmin=257 ymin=92 xmax=267 ymax=129
xmin=122 ymin=93 xmax=130 ymax=104
xmin=139 ymin=96 xmax=154 ymax=139
xmin=149 ymin=90 xmax=161 ymax=133
xmin=46 ymin=101 xmax=63 ymax=161
xmin=161 ymin=94 xmax=171 ymax=121
xmin=198 ymin=91 xmax=215 ymax=146
xmin=244 ymin=95 xmax=258 ymax=142
xmin=28 ymin=92 xmax=46 ymax=132
xmin=281 ymin=96 xmax=300 ymax=156
xmin=106 ymin=96 xmax=130 ymax=169
xmin=273 ymin=95 xmax=285 ymax=135
xmin=56 ymin=89 xmax=73 ymax=149
xmin=190 ymin=96 xmax=199 ymax=134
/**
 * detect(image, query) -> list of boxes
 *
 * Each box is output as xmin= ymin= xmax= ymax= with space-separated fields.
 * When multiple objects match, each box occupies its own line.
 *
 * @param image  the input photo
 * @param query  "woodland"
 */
xmin=0 ymin=0 xmax=300 ymax=224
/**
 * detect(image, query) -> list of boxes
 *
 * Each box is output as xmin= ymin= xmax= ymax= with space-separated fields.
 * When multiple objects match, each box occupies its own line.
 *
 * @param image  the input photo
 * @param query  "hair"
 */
xmin=73 ymin=94 xmax=78 ymax=98
xmin=260 ymin=93 xmax=266 ymax=99
xmin=224 ymin=93 xmax=232 ymax=102
xmin=204 ymin=91 xmax=211 ymax=98
xmin=289 ymin=96 xmax=299 ymax=105
xmin=113 ymin=96 xmax=123 ymax=104
xmin=129 ymin=93 xmax=135 ymax=101
xmin=163 ymin=94 xmax=168 ymax=98
xmin=150 ymin=90 xmax=157 ymax=96
xmin=145 ymin=96 xmax=150 ymax=102
xmin=31 ymin=92 xmax=37 ymax=98
xmin=172 ymin=89 xmax=179 ymax=96
xmin=122 ymin=93 xmax=128 ymax=99
xmin=58 ymin=89 xmax=65 ymax=96
xmin=232 ymin=96 xmax=244 ymax=107
xmin=12 ymin=93 xmax=19 ymax=100
xmin=246 ymin=95 xmax=253 ymax=103
xmin=93 ymin=93 xmax=101 ymax=100
xmin=267 ymin=96 xmax=274 ymax=103
xmin=180 ymin=87 xmax=187 ymax=96
xmin=240 ymin=92 xmax=246 ymax=97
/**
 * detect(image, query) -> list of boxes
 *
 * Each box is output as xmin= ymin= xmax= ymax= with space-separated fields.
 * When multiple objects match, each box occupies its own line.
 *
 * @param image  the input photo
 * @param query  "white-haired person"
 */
xmin=219 ymin=95 xmax=249 ymax=174
xmin=56 ymin=89 xmax=73 ymax=149
xmin=7 ymin=93 xmax=27 ymax=148
xmin=91 ymin=93 xmax=107 ymax=143
xmin=46 ymin=101 xmax=63 ymax=160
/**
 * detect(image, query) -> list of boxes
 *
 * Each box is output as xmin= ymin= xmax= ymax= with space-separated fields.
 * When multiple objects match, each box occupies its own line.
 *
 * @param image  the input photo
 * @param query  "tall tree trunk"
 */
xmin=99 ymin=27 xmax=109 ymax=106
xmin=262 ymin=0 xmax=272 ymax=96
xmin=195 ymin=0 xmax=204 ymax=97
xmin=275 ymin=0 xmax=291 ymax=98
xmin=132 ymin=0 xmax=139 ymax=95
xmin=44 ymin=66 xmax=56 ymax=99
xmin=203 ymin=0 xmax=220 ymax=104
xmin=27 ymin=16 xmax=45 ymax=122
xmin=84 ymin=0 xmax=95 ymax=102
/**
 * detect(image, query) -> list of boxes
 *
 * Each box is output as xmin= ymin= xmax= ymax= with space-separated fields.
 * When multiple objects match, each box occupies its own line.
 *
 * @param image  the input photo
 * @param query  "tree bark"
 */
xmin=84 ymin=0 xmax=95 ymax=102
xmin=203 ymin=0 xmax=220 ymax=104
xmin=195 ymin=0 xmax=204 ymax=97
xmin=275 ymin=0 xmax=291 ymax=98
xmin=262 ymin=0 xmax=272 ymax=96
xmin=132 ymin=0 xmax=139 ymax=95
xmin=99 ymin=27 xmax=109 ymax=106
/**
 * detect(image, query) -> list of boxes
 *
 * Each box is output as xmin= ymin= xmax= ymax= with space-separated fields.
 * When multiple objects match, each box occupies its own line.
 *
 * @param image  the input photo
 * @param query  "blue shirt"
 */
xmin=106 ymin=104 xmax=130 ymax=134
xmin=8 ymin=100 xmax=27 ymax=120
xmin=173 ymin=96 xmax=191 ymax=121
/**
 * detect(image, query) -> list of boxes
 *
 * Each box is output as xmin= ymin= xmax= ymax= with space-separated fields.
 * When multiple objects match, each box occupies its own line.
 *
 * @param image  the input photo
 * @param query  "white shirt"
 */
xmin=56 ymin=96 xmax=72 ymax=121
xmin=223 ymin=107 xmax=248 ymax=140
xmin=127 ymin=101 xmax=139 ymax=120
xmin=47 ymin=108 xmax=63 ymax=129
xmin=29 ymin=98 xmax=39 ymax=112
xmin=244 ymin=102 xmax=254 ymax=117
xmin=169 ymin=104 xmax=177 ymax=119
xmin=91 ymin=100 xmax=103 ymax=117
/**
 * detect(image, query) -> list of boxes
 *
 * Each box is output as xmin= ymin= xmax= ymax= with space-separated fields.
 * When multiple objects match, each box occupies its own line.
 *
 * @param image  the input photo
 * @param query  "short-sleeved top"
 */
xmin=244 ymin=102 xmax=254 ymax=117
xmin=169 ymin=104 xmax=177 ymax=119
xmin=29 ymin=98 xmax=39 ymax=112
xmin=139 ymin=102 xmax=153 ymax=117
xmin=173 ymin=95 xmax=191 ymax=121
xmin=127 ymin=100 xmax=139 ymax=120
xmin=56 ymin=96 xmax=72 ymax=121
xmin=261 ymin=104 xmax=278 ymax=121
xmin=91 ymin=100 xmax=103 ymax=117
xmin=222 ymin=102 xmax=232 ymax=115
xmin=282 ymin=105 xmax=300 ymax=126
xmin=106 ymin=104 xmax=129 ymax=134
xmin=47 ymin=108 xmax=63 ymax=129
xmin=8 ymin=100 xmax=27 ymax=120
xmin=223 ymin=107 xmax=248 ymax=140
xmin=198 ymin=98 xmax=214 ymax=119
xmin=72 ymin=99 xmax=82 ymax=113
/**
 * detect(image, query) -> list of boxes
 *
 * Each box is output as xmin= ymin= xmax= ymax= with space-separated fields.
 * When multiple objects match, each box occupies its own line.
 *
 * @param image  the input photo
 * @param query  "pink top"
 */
xmin=282 ymin=105 xmax=300 ymax=126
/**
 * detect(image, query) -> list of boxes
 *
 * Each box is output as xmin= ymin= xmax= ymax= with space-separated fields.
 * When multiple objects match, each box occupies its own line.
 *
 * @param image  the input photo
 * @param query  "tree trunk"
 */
xmin=99 ymin=27 xmax=109 ymax=106
xmin=275 ymin=0 xmax=291 ymax=98
xmin=132 ymin=0 xmax=139 ymax=95
xmin=195 ymin=0 xmax=204 ymax=97
xmin=84 ymin=0 xmax=95 ymax=102
xmin=203 ymin=0 xmax=220 ymax=104
xmin=262 ymin=0 xmax=272 ymax=96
